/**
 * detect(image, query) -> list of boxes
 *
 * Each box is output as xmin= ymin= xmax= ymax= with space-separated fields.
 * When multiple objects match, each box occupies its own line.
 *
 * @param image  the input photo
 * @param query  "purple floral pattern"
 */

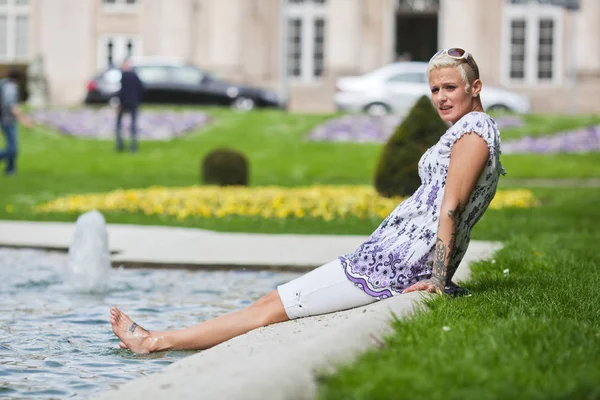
xmin=340 ymin=112 xmax=504 ymax=299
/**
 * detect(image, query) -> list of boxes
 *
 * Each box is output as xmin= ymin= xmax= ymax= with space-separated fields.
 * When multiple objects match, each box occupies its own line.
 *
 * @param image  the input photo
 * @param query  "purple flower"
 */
xmin=502 ymin=125 xmax=600 ymax=154
xmin=29 ymin=108 xmax=211 ymax=140
xmin=307 ymin=115 xmax=402 ymax=143
xmin=495 ymin=115 xmax=524 ymax=129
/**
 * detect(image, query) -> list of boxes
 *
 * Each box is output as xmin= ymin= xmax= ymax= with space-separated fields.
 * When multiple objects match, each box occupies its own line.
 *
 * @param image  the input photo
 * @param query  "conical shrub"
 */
xmin=202 ymin=148 xmax=249 ymax=186
xmin=374 ymin=96 xmax=447 ymax=197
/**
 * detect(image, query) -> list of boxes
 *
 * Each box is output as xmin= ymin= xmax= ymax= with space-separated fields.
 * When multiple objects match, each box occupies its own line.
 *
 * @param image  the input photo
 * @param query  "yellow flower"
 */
xmin=34 ymin=185 xmax=539 ymax=222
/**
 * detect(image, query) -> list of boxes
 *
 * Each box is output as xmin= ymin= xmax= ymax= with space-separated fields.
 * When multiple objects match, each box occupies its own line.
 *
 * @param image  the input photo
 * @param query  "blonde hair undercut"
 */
xmin=427 ymin=53 xmax=480 ymax=92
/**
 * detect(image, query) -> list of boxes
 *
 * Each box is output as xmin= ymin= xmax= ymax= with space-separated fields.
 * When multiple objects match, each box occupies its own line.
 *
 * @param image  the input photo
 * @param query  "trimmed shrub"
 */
xmin=374 ymin=95 xmax=448 ymax=197
xmin=202 ymin=148 xmax=249 ymax=186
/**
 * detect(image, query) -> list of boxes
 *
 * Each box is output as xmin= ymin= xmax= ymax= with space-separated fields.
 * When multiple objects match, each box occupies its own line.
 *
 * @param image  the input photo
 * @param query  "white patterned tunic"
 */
xmin=340 ymin=111 xmax=505 ymax=299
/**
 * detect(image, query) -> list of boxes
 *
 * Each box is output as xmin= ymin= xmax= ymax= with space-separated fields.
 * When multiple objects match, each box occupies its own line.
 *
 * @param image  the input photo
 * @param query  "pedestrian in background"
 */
xmin=115 ymin=59 xmax=144 ymax=153
xmin=0 ymin=68 xmax=33 ymax=176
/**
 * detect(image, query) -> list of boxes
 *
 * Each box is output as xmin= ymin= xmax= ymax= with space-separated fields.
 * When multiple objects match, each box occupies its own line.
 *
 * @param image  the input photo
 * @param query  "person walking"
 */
xmin=115 ymin=58 xmax=144 ymax=153
xmin=0 ymin=68 xmax=33 ymax=176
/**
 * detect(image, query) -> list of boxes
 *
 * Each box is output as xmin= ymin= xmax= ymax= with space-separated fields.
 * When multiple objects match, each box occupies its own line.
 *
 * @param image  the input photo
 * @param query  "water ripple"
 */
xmin=0 ymin=247 xmax=302 ymax=399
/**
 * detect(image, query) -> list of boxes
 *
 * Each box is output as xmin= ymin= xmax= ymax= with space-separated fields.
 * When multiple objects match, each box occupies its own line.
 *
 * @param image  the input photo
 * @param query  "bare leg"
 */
xmin=110 ymin=290 xmax=289 ymax=354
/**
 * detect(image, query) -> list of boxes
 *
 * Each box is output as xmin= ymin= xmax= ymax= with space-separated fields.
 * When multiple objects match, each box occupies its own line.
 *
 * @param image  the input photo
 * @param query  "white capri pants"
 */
xmin=277 ymin=258 xmax=379 ymax=320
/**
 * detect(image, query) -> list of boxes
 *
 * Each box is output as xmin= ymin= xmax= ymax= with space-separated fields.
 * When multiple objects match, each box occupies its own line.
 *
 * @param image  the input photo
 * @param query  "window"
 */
xmin=15 ymin=14 xmax=27 ymax=57
xmin=288 ymin=18 xmax=302 ymax=77
xmin=286 ymin=0 xmax=327 ymax=81
xmin=313 ymin=18 xmax=325 ymax=77
xmin=503 ymin=0 xmax=563 ymax=85
xmin=170 ymin=66 xmax=204 ymax=85
xmin=387 ymin=73 xmax=427 ymax=83
xmin=537 ymin=19 xmax=554 ymax=79
xmin=103 ymin=0 xmax=139 ymax=12
xmin=135 ymin=66 xmax=169 ymax=84
xmin=103 ymin=69 xmax=122 ymax=83
xmin=97 ymin=35 xmax=142 ymax=69
xmin=0 ymin=0 xmax=29 ymax=61
xmin=396 ymin=0 xmax=440 ymax=13
xmin=0 ymin=17 xmax=7 ymax=57
xmin=103 ymin=0 xmax=138 ymax=4
xmin=509 ymin=20 xmax=526 ymax=79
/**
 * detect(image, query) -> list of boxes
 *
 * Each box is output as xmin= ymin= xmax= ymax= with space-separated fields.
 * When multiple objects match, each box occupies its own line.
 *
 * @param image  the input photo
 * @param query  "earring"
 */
xmin=473 ymin=94 xmax=478 ymax=98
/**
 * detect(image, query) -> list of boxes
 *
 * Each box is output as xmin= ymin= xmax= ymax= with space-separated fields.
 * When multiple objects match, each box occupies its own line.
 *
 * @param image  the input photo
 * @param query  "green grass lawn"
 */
xmin=1 ymin=108 xmax=599 ymax=228
xmin=317 ymin=186 xmax=600 ymax=400
xmin=501 ymin=153 xmax=600 ymax=179
xmin=4 ymin=108 xmax=599 ymax=398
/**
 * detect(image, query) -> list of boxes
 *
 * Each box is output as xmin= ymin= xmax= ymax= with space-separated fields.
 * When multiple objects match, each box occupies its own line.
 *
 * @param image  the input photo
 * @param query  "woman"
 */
xmin=110 ymin=48 xmax=504 ymax=353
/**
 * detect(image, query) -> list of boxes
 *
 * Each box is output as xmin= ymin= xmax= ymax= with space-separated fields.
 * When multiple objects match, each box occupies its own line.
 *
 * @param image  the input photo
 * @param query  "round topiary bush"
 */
xmin=201 ymin=148 xmax=249 ymax=186
xmin=374 ymin=95 xmax=448 ymax=197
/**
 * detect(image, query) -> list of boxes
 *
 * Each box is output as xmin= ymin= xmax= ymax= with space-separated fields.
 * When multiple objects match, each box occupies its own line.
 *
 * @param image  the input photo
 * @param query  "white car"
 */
xmin=334 ymin=62 xmax=531 ymax=116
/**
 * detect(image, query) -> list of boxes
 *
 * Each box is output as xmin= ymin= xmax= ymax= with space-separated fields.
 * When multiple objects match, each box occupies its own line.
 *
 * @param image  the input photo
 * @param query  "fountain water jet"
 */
xmin=67 ymin=210 xmax=111 ymax=292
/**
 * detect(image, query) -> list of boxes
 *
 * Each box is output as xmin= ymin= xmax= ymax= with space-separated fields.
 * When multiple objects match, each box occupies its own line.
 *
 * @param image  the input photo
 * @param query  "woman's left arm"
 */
xmin=404 ymin=132 xmax=489 ymax=294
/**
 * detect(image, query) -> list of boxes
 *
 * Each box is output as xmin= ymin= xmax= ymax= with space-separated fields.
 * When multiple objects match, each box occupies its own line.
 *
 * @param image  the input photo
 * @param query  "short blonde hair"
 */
xmin=427 ymin=53 xmax=480 ymax=91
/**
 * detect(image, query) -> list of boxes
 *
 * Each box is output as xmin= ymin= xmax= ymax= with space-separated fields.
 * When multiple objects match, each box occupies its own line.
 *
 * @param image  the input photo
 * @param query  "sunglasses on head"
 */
xmin=430 ymin=48 xmax=480 ymax=79
xmin=430 ymin=47 xmax=470 ymax=62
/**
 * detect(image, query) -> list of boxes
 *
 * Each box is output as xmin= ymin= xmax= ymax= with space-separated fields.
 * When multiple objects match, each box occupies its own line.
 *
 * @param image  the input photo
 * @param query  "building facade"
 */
xmin=2 ymin=0 xmax=598 ymax=113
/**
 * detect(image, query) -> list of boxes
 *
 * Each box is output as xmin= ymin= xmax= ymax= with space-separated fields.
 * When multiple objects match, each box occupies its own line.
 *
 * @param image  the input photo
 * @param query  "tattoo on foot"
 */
xmin=128 ymin=322 xmax=145 ymax=333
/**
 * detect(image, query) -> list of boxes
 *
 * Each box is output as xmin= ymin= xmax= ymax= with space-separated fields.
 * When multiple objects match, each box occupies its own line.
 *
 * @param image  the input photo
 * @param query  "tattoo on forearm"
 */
xmin=431 ymin=202 xmax=464 ymax=286
xmin=447 ymin=201 xmax=463 ymax=224
xmin=447 ymin=201 xmax=463 ymax=260
xmin=431 ymin=238 xmax=447 ymax=285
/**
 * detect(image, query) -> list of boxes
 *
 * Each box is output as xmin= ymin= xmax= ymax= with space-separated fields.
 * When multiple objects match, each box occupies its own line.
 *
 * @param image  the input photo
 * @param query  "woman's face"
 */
xmin=429 ymin=67 xmax=482 ymax=124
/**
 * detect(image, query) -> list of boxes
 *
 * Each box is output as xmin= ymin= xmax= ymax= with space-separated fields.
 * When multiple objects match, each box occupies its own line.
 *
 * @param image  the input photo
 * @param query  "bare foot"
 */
xmin=110 ymin=307 xmax=153 ymax=354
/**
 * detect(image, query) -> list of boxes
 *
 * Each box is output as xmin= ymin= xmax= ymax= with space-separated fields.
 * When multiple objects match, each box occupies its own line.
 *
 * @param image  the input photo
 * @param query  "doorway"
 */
xmin=395 ymin=13 xmax=438 ymax=62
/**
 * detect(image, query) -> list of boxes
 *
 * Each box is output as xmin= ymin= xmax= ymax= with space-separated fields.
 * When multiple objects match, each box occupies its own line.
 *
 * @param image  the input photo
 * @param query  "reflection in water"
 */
xmin=0 ymin=248 xmax=300 ymax=399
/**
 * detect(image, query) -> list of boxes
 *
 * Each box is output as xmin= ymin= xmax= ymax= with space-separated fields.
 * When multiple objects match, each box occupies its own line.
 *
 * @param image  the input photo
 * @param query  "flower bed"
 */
xmin=29 ymin=108 xmax=211 ymax=140
xmin=494 ymin=115 xmax=525 ymax=129
xmin=35 ymin=186 xmax=539 ymax=222
xmin=307 ymin=115 xmax=523 ymax=144
xmin=307 ymin=115 xmax=401 ymax=143
xmin=502 ymin=125 xmax=600 ymax=154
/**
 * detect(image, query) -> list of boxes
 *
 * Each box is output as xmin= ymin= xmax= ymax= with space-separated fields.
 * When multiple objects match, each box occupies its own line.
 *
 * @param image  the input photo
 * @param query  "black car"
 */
xmin=85 ymin=61 xmax=283 ymax=110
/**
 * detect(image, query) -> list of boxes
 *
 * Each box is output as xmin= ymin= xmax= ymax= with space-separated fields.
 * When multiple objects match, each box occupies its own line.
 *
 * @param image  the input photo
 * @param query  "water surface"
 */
xmin=0 ymin=248 xmax=301 ymax=399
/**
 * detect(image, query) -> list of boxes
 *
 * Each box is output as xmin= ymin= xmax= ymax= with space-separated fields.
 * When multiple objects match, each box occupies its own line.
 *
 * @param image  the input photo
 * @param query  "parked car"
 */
xmin=85 ymin=59 xmax=283 ymax=110
xmin=334 ymin=62 xmax=531 ymax=116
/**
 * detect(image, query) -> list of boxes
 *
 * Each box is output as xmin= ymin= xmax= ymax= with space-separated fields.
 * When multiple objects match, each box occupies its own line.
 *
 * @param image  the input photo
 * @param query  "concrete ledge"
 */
xmin=91 ymin=241 xmax=501 ymax=400
xmin=0 ymin=221 xmax=366 ymax=271
xmin=0 ymin=220 xmax=502 ymax=399
xmin=95 ymin=294 xmax=427 ymax=400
